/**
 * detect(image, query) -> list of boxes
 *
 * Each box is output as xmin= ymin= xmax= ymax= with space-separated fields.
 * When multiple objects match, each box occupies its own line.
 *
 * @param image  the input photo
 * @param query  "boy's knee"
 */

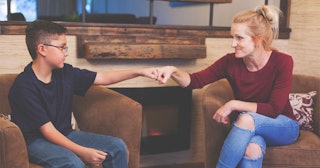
xmin=111 ymin=138 xmax=127 ymax=158
xmin=116 ymin=138 xmax=127 ymax=152
xmin=105 ymin=137 xmax=128 ymax=166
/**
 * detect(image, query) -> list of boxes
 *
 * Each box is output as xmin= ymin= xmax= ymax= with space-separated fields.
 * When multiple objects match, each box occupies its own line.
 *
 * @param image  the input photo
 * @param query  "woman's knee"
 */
xmin=245 ymin=143 xmax=262 ymax=159
xmin=236 ymin=113 xmax=254 ymax=130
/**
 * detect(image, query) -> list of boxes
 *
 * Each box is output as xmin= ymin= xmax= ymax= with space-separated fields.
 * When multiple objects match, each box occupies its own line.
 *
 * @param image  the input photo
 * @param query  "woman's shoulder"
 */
xmin=225 ymin=52 xmax=236 ymax=58
xmin=272 ymin=50 xmax=292 ymax=59
xmin=270 ymin=50 xmax=293 ymax=62
xmin=269 ymin=50 xmax=293 ymax=70
xmin=219 ymin=52 xmax=237 ymax=61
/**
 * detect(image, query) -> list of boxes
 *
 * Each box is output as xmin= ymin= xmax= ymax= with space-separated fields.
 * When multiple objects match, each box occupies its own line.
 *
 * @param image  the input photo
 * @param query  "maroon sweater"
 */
xmin=188 ymin=50 xmax=296 ymax=120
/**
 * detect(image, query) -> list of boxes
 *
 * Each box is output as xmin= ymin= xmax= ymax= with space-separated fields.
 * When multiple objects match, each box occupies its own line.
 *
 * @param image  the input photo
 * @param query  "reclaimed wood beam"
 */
xmin=84 ymin=43 xmax=206 ymax=59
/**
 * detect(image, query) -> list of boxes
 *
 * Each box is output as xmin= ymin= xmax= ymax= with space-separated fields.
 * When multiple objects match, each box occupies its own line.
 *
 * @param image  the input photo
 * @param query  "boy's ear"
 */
xmin=37 ymin=44 xmax=47 ymax=56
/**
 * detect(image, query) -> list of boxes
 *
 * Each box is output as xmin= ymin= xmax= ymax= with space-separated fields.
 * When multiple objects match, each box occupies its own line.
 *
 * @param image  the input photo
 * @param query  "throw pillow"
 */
xmin=71 ymin=112 xmax=78 ymax=130
xmin=0 ymin=113 xmax=11 ymax=121
xmin=289 ymin=91 xmax=317 ymax=131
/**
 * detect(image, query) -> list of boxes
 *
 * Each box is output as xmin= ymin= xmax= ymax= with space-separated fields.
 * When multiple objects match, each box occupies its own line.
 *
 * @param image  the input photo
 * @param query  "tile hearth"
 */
xmin=140 ymin=150 xmax=204 ymax=168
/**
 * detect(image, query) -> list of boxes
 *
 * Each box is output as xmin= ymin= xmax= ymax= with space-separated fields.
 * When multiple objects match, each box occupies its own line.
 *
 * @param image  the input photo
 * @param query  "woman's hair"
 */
xmin=232 ymin=5 xmax=282 ymax=50
xmin=25 ymin=20 xmax=67 ymax=60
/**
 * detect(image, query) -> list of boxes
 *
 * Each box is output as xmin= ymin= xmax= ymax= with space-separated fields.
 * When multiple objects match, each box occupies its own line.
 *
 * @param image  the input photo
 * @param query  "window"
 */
xmin=0 ymin=0 xmax=37 ymax=21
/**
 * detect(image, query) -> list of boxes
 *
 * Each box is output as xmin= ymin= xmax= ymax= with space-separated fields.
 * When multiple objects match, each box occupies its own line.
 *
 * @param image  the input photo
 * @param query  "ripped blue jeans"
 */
xmin=216 ymin=112 xmax=299 ymax=168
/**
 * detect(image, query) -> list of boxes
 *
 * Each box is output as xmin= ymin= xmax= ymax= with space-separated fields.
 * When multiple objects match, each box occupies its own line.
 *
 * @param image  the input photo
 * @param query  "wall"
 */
xmin=289 ymin=0 xmax=320 ymax=76
xmin=0 ymin=0 xmax=319 ymax=165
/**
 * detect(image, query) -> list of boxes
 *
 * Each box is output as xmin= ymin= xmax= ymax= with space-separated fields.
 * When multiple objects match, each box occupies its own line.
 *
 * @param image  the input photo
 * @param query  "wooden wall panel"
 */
xmin=84 ymin=43 xmax=206 ymax=59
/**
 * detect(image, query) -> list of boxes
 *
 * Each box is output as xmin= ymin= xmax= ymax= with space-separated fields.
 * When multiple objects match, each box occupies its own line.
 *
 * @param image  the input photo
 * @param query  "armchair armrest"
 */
xmin=291 ymin=74 xmax=320 ymax=136
xmin=0 ymin=118 xmax=29 ymax=168
xmin=72 ymin=85 xmax=142 ymax=168
xmin=202 ymin=79 xmax=234 ymax=168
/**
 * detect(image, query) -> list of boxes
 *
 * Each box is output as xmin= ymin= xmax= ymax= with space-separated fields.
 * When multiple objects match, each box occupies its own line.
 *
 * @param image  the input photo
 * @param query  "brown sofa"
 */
xmin=202 ymin=74 xmax=320 ymax=168
xmin=0 ymin=74 xmax=142 ymax=168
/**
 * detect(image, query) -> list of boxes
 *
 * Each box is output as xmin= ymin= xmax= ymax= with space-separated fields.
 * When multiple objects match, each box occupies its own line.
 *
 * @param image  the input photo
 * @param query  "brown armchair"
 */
xmin=202 ymin=74 xmax=320 ymax=168
xmin=0 ymin=74 xmax=142 ymax=168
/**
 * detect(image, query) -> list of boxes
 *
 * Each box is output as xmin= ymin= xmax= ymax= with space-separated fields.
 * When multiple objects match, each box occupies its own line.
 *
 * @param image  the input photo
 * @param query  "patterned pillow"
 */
xmin=289 ymin=91 xmax=317 ymax=131
xmin=0 ymin=113 xmax=11 ymax=121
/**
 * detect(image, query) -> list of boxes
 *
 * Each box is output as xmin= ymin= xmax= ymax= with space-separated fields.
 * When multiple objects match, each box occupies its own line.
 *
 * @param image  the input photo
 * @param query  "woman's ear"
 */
xmin=253 ymin=35 xmax=264 ymax=48
xmin=255 ymin=35 xmax=264 ymax=44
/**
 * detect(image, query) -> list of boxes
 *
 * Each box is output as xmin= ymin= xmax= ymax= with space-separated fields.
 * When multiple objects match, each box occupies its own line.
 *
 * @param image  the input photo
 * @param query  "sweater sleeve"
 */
xmin=186 ymin=54 xmax=233 ymax=89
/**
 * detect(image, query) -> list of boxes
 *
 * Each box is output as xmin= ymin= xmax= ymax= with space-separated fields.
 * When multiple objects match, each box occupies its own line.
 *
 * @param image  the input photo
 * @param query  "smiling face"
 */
xmin=230 ymin=23 xmax=257 ymax=58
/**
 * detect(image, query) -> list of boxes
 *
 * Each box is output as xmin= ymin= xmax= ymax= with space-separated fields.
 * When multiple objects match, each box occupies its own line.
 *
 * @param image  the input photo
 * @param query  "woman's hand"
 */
xmin=213 ymin=100 xmax=257 ymax=124
xmin=155 ymin=66 xmax=191 ymax=87
xmin=212 ymin=100 xmax=234 ymax=124
xmin=155 ymin=66 xmax=176 ymax=84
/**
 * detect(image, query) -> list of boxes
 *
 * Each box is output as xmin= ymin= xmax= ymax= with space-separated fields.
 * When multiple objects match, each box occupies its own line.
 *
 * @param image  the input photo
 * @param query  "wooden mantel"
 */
xmin=0 ymin=21 xmax=291 ymax=59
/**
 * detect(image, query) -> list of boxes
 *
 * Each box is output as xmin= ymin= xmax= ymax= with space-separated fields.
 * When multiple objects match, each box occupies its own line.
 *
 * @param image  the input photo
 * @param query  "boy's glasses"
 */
xmin=43 ymin=44 xmax=68 ymax=53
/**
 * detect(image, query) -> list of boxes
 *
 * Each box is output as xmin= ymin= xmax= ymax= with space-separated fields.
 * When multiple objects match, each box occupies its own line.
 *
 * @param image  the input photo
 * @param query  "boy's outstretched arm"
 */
xmin=94 ymin=67 xmax=158 ymax=85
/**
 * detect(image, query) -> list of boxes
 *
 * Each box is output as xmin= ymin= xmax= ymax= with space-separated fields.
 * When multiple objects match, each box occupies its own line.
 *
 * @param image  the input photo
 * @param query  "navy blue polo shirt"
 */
xmin=9 ymin=63 xmax=96 ymax=145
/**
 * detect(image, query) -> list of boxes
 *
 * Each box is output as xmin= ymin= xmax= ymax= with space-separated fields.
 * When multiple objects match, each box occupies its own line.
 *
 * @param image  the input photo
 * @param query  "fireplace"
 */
xmin=111 ymin=86 xmax=192 ymax=155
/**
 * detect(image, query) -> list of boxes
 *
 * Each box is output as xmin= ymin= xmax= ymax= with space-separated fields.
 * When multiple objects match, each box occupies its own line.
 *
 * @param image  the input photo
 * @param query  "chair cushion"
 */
xmin=263 ymin=130 xmax=320 ymax=167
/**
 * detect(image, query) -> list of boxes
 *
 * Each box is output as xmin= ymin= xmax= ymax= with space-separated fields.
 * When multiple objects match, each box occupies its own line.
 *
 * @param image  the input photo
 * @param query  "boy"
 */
xmin=9 ymin=20 xmax=158 ymax=168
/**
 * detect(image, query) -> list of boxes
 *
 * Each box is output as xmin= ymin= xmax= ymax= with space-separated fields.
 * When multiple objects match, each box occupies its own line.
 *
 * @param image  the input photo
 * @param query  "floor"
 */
xmin=140 ymin=150 xmax=204 ymax=168
xmin=141 ymin=162 xmax=204 ymax=168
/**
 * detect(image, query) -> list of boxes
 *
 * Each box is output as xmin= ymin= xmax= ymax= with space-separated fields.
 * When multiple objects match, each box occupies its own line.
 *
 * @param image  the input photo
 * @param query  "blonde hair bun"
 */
xmin=256 ymin=5 xmax=282 ymax=38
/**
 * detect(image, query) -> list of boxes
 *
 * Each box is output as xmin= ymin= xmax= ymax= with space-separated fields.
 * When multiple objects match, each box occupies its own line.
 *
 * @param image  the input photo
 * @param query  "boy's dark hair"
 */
xmin=25 ymin=20 xmax=67 ymax=59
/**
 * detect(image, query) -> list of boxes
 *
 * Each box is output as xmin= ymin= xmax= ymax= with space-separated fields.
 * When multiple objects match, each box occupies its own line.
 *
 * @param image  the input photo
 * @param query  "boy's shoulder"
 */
xmin=15 ymin=63 xmax=35 ymax=82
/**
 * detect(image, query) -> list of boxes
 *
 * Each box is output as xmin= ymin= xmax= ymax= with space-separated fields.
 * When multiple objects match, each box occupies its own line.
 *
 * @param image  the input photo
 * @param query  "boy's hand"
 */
xmin=80 ymin=147 xmax=107 ymax=167
xmin=155 ymin=66 xmax=176 ymax=84
xmin=141 ymin=67 xmax=159 ymax=80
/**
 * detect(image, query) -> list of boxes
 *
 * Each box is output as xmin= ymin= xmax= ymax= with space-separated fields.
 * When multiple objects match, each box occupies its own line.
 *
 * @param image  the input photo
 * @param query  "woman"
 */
xmin=155 ymin=5 xmax=299 ymax=168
